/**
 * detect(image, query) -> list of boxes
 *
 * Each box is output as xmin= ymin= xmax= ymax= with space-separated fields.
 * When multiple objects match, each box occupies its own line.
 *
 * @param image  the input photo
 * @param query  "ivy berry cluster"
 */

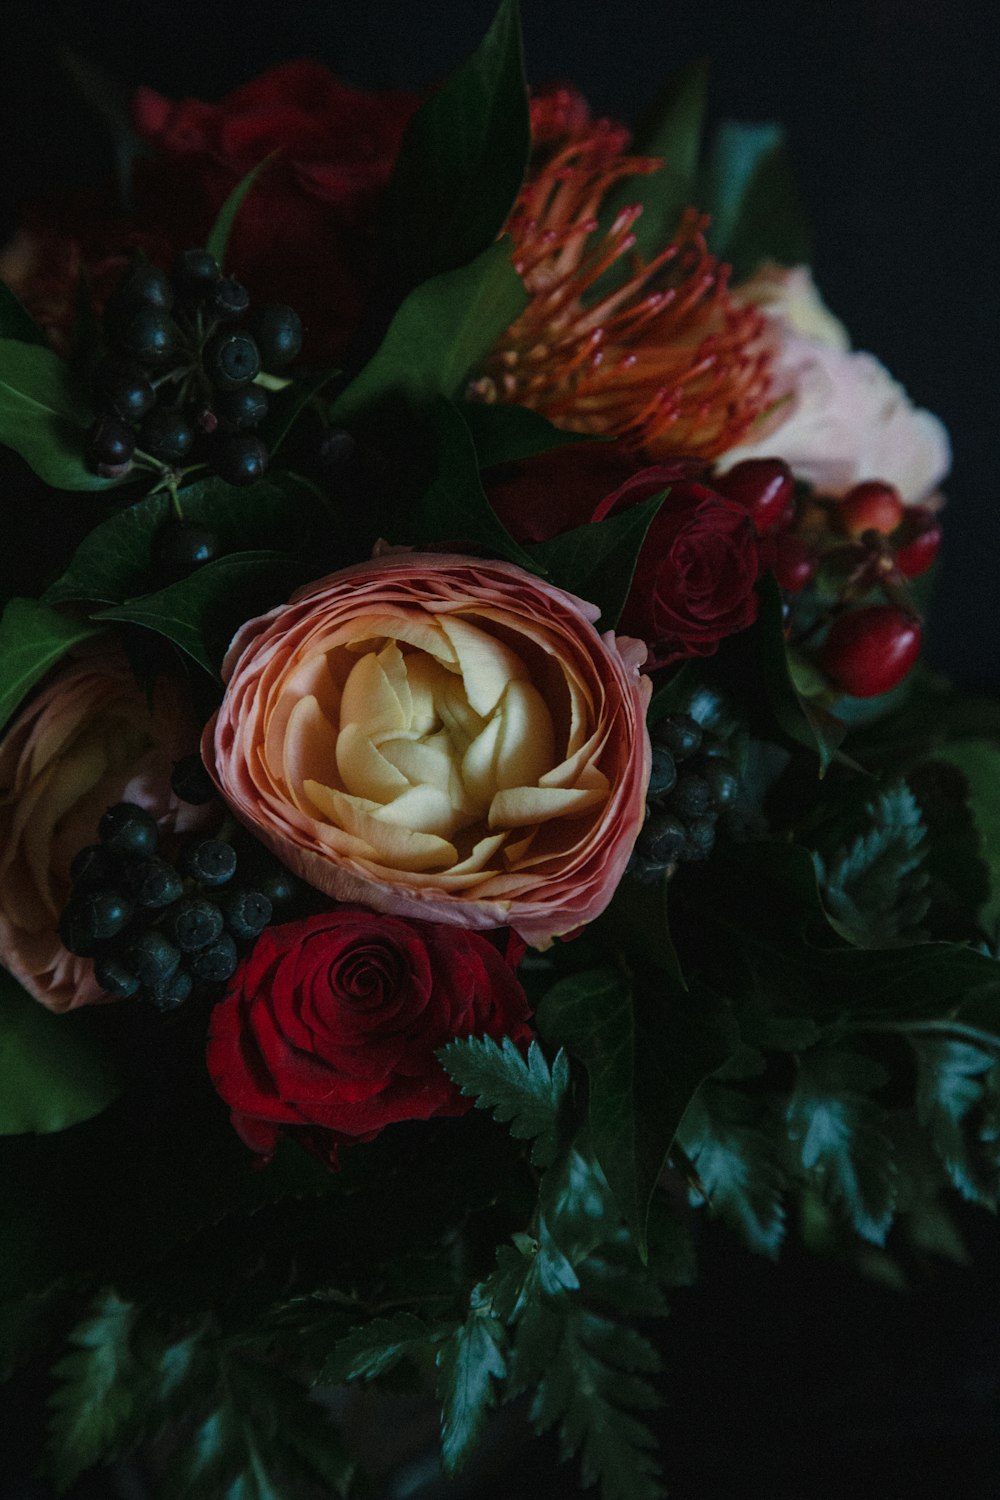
xmin=86 ymin=249 xmax=302 ymax=488
xmin=628 ymin=712 xmax=741 ymax=882
xmin=58 ymin=757 xmax=298 ymax=1011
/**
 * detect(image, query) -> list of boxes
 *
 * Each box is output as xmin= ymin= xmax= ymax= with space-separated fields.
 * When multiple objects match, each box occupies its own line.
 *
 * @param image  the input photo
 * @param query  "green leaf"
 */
xmin=701 ymin=120 xmax=811 ymax=278
xmin=678 ymin=1085 xmax=787 ymax=1256
xmin=436 ymin=1307 xmax=508 ymax=1475
xmin=439 ymin=1036 xmax=570 ymax=1167
xmin=786 ymin=1049 xmax=897 ymax=1244
xmin=538 ymin=967 xmax=735 ymax=1256
xmin=329 ymin=240 xmax=526 ymax=429
xmin=912 ymin=1037 xmax=999 ymax=1207
xmin=527 ymin=492 xmax=664 ymax=628
xmin=45 ymin=471 xmax=327 ymax=608
xmin=525 ymin=1300 xmax=664 ymax=1500
xmin=935 ymin=740 xmax=1000 ymax=933
xmin=0 ymin=339 xmax=120 ymax=490
xmin=47 ymin=1292 xmax=145 ymax=1492
xmin=0 ymin=279 xmax=47 ymax=344
xmin=320 ymin=1312 xmax=451 ymax=1385
xmin=907 ymin=757 xmax=992 ymax=928
xmin=0 ymin=596 xmax=98 ymax=733
xmin=756 ymin=573 xmax=848 ymax=772
xmin=0 ymin=969 xmax=120 ymax=1135
xmin=601 ymin=58 xmax=709 ymax=266
xmin=378 ymin=0 xmax=529 ymax=292
xmin=260 ymin=368 xmax=339 ymax=458
xmin=813 ymin=782 xmax=929 ymax=947
xmin=206 ymin=155 xmax=275 ymax=268
xmin=460 ymin=401 xmax=594 ymax=469
xmin=94 ymin=551 xmax=303 ymax=675
xmin=405 ymin=397 xmax=542 ymax=570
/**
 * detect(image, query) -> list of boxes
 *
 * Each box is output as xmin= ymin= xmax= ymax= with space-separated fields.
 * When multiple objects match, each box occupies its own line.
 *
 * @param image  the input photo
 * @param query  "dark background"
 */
xmin=1 ymin=3 xmax=1000 ymax=1496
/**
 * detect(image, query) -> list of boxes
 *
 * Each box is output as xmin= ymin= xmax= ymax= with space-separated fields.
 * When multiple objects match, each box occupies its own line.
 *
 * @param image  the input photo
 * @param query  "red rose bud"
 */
xmin=713 ymin=459 xmax=795 ymax=534
xmin=819 ymin=606 xmax=922 ymax=698
xmin=893 ymin=506 xmax=942 ymax=578
xmin=838 ymin=481 xmax=905 ymax=538
xmin=206 ymin=910 xmax=533 ymax=1162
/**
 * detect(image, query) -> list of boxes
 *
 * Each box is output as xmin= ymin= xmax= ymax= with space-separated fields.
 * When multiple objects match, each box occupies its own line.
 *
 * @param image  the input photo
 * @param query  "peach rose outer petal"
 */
xmin=205 ymin=554 xmax=651 ymax=947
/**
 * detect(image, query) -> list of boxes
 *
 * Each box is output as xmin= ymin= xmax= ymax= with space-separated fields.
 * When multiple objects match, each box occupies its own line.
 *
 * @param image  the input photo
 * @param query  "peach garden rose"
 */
xmin=0 ymin=643 xmax=205 ymax=1012
xmin=205 ymin=554 xmax=652 ymax=947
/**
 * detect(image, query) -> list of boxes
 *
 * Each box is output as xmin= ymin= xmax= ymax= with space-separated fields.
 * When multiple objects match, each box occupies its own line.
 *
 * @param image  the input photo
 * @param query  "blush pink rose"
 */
xmin=204 ymin=554 xmax=651 ymax=947
xmin=0 ymin=644 xmax=206 ymax=1012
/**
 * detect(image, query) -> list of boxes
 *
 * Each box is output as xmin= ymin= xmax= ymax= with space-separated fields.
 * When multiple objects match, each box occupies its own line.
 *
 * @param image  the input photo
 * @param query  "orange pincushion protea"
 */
xmin=471 ymin=99 xmax=772 ymax=461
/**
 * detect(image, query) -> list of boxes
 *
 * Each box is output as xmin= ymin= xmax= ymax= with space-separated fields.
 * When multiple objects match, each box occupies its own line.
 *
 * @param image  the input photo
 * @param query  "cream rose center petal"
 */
xmin=271 ymin=611 xmax=610 ymax=881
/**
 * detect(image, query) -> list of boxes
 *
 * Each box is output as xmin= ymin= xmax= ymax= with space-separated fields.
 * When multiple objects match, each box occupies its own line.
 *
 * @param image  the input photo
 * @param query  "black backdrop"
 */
xmin=2 ymin=3 xmax=1000 ymax=1497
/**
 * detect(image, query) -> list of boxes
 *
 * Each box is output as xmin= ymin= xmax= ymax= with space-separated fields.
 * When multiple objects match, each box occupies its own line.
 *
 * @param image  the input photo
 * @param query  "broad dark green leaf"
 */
xmin=436 ymin=1310 xmax=507 ymax=1475
xmin=527 ymin=492 xmax=664 ymax=628
xmin=319 ymin=1312 xmax=451 ymax=1385
xmin=95 ymin=551 xmax=303 ymax=675
xmin=935 ymin=740 xmax=1000 ymax=933
xmin=45 ymin=472 xmax=327 ymax=608
xmin=329 ymin=241 xmax=526 ymax=429
xmin=0 ymin=970 xmax=120 ymax=1135
xmin=0 ymin=339 xmax=120 ymax=490
xmin=701 ymin=119 xmax=811 ymax=277
xmin=405 ymin=398 xmax=541 ymax=570
xmin=601 ymin=58 xmax=709 ymax=267
xmin=460 ymin=401 xmax=593 ymax=469
xmin=378 ymin=0 xmax=529 ymax=292
xmin=0 ymin=596 xmax=98 ymax=733
xmin=538 ymin=967 xmax=735 ymax=1256
xmin=0 ymin=279 xmax=47 ymax=345
xmin=261 ymin=368 xmax=340 ymax=457
xmin=755 ymin=573 xmax=847 ymax=772
xmin=439 ymin=1036 xmax=570 ymax=1167
xmin=206 ymin=156 xmax=275 ymax=267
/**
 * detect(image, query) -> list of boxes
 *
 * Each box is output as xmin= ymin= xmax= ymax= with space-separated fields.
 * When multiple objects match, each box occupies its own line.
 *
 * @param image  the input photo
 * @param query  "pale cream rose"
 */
xmin=0 ymin=643 xmax=205 ymax=1011
xmin=720 ymin=264 xmax=951 ymax=503
xmin=206 ymin=554 xmax=651 ymax=948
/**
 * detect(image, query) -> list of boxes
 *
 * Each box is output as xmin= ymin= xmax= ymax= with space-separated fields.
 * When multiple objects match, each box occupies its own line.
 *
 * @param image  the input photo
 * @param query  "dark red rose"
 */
xmin=489 ymin=445 xmax=759 ymax=668
xmin=206 ymin=909 xmax=533 ymax=1164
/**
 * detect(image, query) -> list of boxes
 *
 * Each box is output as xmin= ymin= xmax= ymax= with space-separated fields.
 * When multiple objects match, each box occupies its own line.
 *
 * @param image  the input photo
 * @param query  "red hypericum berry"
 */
xmin=894 ymin=525 xmax=942 ymax=578
xmin=838 ymin=480 xmax=905 ymax=538
xmin=769 ymin=533 xmax=815 ymax=593
xmin=714 ymin=459 xmax=795 ymax=534
xmin=820 ymin=606 xmax=922 ymax=698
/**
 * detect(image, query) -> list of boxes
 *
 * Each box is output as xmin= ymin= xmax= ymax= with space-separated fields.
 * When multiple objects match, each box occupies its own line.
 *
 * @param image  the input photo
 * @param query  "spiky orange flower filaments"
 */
xmin=472 ymin=111 xmax=772 ymax=461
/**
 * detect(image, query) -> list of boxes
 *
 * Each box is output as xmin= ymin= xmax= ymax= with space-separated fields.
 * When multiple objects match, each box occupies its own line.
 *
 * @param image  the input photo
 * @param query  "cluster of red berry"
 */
xmin=715 ymin=460 xmax=939 ymax=700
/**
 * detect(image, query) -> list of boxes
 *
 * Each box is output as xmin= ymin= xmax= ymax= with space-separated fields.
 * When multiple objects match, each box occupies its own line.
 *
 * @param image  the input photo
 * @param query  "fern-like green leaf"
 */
xmin=814 ymin=782 xmax=929 ymax=947
xmin=438 ymin=1034 xmax=569 ymax=1165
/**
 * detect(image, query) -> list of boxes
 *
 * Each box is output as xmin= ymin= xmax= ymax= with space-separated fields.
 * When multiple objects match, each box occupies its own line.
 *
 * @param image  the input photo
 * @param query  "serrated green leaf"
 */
xmin=320 ymin=1312 xmax=451 ymax=1385
xmin=94 ymin=551 xmax=303 ymax=675
xmin=814 ymin=781 xmax=929 ymax=947
xmin=404 ymin=397 xmax=542 ymax=570
xmin=436 ymin=1309 xmax=507 ymax=1475
xmin=538 ymin=967 xmax=735 ymax=1256
xmin=0 ymin=968 xmax=120 ymax=1135
xmin=906 ymin=757 xmax=991 ymax=927
xmin=206 ymin=156 xmax=275 ymax=268
xmin=0 ymin=279 xmax=47 ymax=344
xmin=0 ymin=339 xmax=120 ymax=490
xmin=527 ymin=491 xmax=664 ymax=629
xmin=786 ymin=1049 xmax=897 ymax=1244
xmin=438 ymin=1035 xmax=569 ymax=1167
xmin=935 ymin=740 xmax=1000 ymax=934
xmin=329 ymin=240 xmax=526 ymax=429
xmin=912 ymin=1037 xmax=999 ymax=1207
xmin=46 ymin=1292 xmax=144 ymax=1491
xmin=678 ymin=1085 xmax=787 ymax=1256
xmin=701 ymin=119 xmax=811 ymax=277
xmin=377 ymin=0 xmax=529 ymax=293
xmin=460 ymin=400 xmax=593 ymax=469
xmin=0 ymin=596 xmax=98 ymax=733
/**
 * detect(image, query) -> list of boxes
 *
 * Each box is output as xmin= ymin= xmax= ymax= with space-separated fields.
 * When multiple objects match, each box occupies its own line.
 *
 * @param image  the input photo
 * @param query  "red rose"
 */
xmin=206 ymin=909 xmax=533 ymax=1163
xmin=489 ymin=446 xmax=759 ymax=668
xmin=132 ymin=62 xmax=420 ymax=361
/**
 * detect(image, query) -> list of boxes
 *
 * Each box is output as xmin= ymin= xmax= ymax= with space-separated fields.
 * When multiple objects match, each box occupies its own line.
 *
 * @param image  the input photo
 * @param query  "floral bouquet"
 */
xmin=2 ymin=5 xmax=998 ymax=1496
